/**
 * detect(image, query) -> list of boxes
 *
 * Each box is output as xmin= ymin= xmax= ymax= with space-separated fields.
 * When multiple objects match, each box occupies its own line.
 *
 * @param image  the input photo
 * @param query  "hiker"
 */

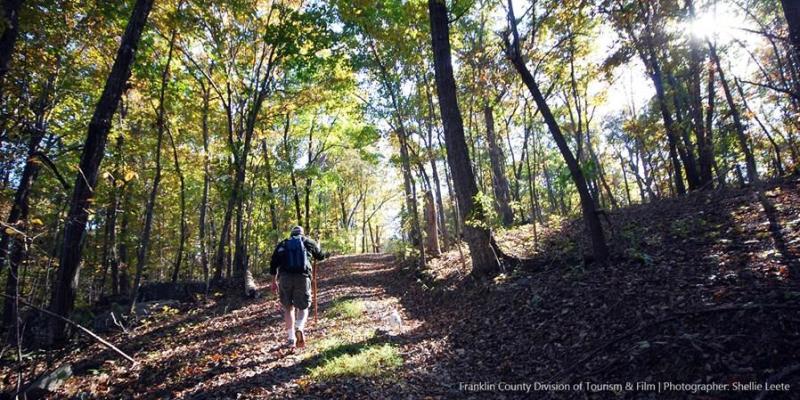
xmin=269 ymin=225 xmax=327 ymax=350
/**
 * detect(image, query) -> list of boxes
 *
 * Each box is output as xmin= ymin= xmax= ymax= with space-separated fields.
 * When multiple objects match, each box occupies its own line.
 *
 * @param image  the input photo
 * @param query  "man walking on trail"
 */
xmin=270 ymin=226 xmax=327 ymax=350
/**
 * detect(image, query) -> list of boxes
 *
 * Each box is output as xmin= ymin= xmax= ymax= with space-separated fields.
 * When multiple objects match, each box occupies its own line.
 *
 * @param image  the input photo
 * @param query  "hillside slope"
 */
xmin=2 ymin=178 xmax=799 ymax=399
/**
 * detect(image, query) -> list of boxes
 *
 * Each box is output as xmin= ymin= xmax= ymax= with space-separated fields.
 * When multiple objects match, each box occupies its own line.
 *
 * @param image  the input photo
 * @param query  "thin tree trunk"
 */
xmin=484 ymin=104 xmax=514 ymax=226
xmin=48 ymin=0 xmax=154 ymax=344
xmin=130 ymin=28 xmax=176 ymax=310
xmin=668 ymin=73 xmax=701 ymax=190
xmin=647 ymin=49 xmax=687 ymax=195
xmin=428 ymin=0 xmax=501 ymax=276
xmin=735 ymin=77 xmax=784 ymax=176
xmin=504 ymin=0 xmax=608 ymax=263
xmin=199 ymin=83 xmax=210 ymax=292
xmin=1 ymin=130 xmax=44 ymax=330
xmin=262 ymin=140 xmax=278 ymax=231
xmin=422 ymin=72 xmax=449 ymax=249
xmin=703 ymin=58 xmax=717 ymax=188
xmin=168 ymin=128 xmax=187 ymax=284
xmin=709 ymin=42 xmax=758 ymax=183
xmin=423 ymin=191 xmax=441 ymax=257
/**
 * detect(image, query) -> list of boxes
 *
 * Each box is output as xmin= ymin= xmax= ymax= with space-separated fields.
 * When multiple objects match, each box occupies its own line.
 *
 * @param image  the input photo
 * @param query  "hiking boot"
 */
xmin=282 ymin=339 xmax=296 ymax=353
xmin=295 ymin=329 xmax=305 ymax=348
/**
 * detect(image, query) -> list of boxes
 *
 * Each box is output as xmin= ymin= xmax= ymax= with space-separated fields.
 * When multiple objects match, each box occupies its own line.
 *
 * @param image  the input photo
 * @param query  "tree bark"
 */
xmin=198 ymin=83 xmax=210 ymax=292
xmin=130 ymin=29 xmax=175 ymax=310
xmin=168 ymin=128 xmax=187 ymax=284
xmin=735 ymin=77 xmax=784 ymax=176
xmin=423 ymin=191 xmax=441 ymax=257
xmin=1 ymin=130 xmax=44 ymax=330
xmin=0 ymin=0 xmax=23 ymax=103
xmin=47 ymin=0 xmax=154 ymax=344
xmin=782 ymin=0 xmax=800 ymax=67
xmin=262 ymin=140 xmax=278 ymax=231
xmin=503 ymin=0 xmax=608 ymax=263
xmin=647 ymin=49 xmax=687 ymax=195
xmin=428 ymin=0 xmax=501 ymax=277
xmin=484 ymin=104 xmax=514 ymax=226
xmin=709 ymin=42 xmax=758 ymax=183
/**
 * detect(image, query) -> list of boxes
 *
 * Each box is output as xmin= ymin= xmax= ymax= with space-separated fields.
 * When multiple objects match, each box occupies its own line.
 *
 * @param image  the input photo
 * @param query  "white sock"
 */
xmin=295 ymin=308 xmax=309 ymax=331
xmin=287 ymin=328 xmax=296 ymax=342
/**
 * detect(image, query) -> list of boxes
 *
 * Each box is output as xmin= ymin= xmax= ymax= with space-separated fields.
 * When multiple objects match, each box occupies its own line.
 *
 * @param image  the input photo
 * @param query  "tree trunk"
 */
xmin=703 ymin=58 xmax=717 ymax=187
xmin=687 ymin=0 xmax=713 ymax=186
xmin=1 ymin=130 xmax=44 ymax=330
xmin=503 ymin=0 xmax=608 ymax=263
xmin=709 ymin=42 xmax=758 ymax=183
xmin=262 ymin=140 xmax=278 ymax=231
xmin=428 ymin=0 xmax=501 ymax=277
xmin=0 ymin=0 xmax=23 ymax=103
xmin=782 ymin=0 xmax=800 ymax=66
xmin=735 ymin=78 xmax=785 ymax=176
xmin=667 ymin=73 xmax=701 ymax=190
xmin=130 ymin=28 xmax=175 ymax=309
xmin=423 ymin=191 xmax=441 ymax=257
xmin=214 ymin=193 xmax=234 ymax=280
xmin=422 ymin=73 xmax=449 ymax=249
xmin=47 ymin=0 xmax=154 ymax=344
xmin=105 ymin=136 xmax=124 ymax=297
xmin=647 ymin=49 xmax=687 ymax=195
xmin=199 ymin=84 xmax=210 ymax=292
xmin=168 ymin=128 xmax=187 ymax=284
xmin=484 ymin=104 xmax=514 ymax=226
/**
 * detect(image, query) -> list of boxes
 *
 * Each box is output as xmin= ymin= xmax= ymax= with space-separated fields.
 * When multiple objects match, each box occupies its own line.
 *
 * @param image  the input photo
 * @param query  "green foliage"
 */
xmin=308 ymin=343 xmax=402 ymax=381
xmin=325 ymin=298 xmax=366 ymax=320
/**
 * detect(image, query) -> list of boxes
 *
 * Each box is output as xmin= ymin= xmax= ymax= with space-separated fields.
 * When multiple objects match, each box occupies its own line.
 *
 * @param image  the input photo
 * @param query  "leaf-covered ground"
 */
xmin=3 ymin=177 xmax=800 ymax=399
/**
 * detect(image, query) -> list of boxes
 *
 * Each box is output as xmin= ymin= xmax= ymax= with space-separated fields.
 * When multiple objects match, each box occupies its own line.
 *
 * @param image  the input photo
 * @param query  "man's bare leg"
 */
xmin=284 ymin=305 xmax=296 ymax=345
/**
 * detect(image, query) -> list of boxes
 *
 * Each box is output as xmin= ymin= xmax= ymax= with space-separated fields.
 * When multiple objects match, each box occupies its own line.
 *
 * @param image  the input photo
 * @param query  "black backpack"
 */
xmin=282 ymin=235 xmax=307 ymax=274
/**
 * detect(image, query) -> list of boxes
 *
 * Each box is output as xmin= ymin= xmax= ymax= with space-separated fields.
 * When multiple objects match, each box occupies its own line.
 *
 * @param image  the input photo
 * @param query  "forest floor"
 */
xmin=3 ymin=177 xmax=800 ymax=399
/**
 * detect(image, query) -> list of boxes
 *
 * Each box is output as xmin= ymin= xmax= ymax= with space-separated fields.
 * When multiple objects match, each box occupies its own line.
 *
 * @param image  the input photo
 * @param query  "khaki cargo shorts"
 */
xmin=278 ymin=273 xmax=311 ymax=309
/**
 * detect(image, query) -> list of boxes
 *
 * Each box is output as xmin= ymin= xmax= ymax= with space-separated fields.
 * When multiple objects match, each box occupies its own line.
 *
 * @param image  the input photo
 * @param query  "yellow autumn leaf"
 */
xmin=124 ymin=170 xmax=138 ymax=182
xmin=30 ymin=218 xmax=44 ymax=226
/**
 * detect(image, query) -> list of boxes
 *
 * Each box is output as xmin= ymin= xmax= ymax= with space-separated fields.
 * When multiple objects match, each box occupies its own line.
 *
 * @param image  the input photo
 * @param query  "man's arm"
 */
xmin=303 ymin=237 xmax=326 ymax=260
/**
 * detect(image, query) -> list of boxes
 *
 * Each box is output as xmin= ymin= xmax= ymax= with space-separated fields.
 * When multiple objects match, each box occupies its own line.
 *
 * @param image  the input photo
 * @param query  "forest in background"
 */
xmin=0 ymin=0 xmax=798 ymax=348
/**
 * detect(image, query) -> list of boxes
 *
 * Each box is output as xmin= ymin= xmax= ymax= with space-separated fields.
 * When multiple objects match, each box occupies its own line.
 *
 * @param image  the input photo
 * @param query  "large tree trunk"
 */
xmin=130 ymin=29 xmax=175 ymax=309
xmin=782 ymin=0 xmax=800 ymax=65
xmin=484 ymin=104 xmax=514 ymax=226
xmin=47 ymin=0 xmax=154 ymax=344
xmin=709 ymin=42 xmax=758 ymax=183
xmin=0 ymin=0 xmax=23 ymax=103
xmin=504 ymin=0 xmax=608 ymax=263
xmin=428 ymin=0 xmax=501 ymax=277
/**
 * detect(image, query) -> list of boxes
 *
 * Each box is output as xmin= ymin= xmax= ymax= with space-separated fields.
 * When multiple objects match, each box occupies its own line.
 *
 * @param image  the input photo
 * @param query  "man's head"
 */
xmin=291 ymin=225 xmax=304 ymax=237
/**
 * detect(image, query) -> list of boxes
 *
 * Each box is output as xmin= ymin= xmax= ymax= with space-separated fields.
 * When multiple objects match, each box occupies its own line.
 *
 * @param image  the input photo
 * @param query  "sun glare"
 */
xmin=687 ymin=5 xmax=740 ymax=42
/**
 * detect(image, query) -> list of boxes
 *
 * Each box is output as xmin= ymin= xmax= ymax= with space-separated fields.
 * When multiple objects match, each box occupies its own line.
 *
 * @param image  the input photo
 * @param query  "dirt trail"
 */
xmin=50 ymin=253 xmax=449 ymax=399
